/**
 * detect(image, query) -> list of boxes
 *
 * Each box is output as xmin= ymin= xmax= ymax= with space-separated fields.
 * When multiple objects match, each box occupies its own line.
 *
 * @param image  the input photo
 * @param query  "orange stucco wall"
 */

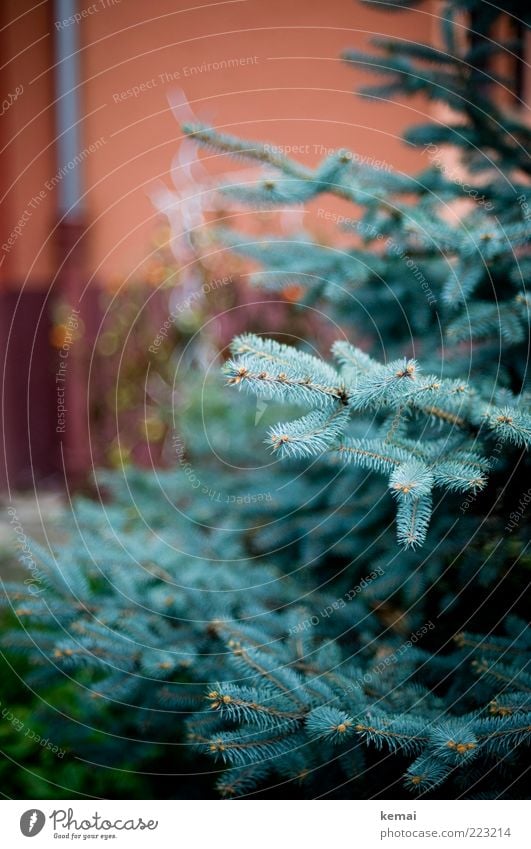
xmin=0 ymin=0 xmax=56 ymax=285
xmin=1 ymin=0 xmax=436 ymax=288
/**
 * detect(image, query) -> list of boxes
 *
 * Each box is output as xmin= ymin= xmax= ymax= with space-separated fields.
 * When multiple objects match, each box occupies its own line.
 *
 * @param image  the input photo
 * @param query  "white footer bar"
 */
xmin=1 ymin=799 xmax=527 ymax=848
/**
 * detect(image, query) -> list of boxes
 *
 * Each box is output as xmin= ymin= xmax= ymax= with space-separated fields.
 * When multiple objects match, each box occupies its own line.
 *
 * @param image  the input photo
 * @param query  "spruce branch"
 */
xmin=266 ymin=406 xmax=351 ymax=458
xmin=483 ymin=407 xmax=531 ymax=449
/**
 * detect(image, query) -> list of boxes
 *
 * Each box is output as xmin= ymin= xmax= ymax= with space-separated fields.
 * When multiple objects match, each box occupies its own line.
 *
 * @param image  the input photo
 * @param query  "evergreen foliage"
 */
xmin=2 ymin=0 xmax=530 ymax=798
